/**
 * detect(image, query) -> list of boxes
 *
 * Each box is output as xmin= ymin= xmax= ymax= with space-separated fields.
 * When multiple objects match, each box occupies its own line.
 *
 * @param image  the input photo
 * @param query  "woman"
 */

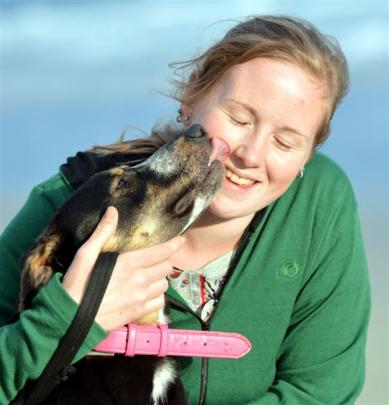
xmin=0 ymin=15 xmax=370 ymax=404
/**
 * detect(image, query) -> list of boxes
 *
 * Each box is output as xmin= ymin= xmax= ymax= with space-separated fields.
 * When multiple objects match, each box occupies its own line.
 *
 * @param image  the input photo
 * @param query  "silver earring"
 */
xmin=299 ymin=168 xmax=305 ymax=178
xmin=176 ymin=108 xmax=192 ymax=125
xmin=176 ymin=108 xmax=183 ymax=123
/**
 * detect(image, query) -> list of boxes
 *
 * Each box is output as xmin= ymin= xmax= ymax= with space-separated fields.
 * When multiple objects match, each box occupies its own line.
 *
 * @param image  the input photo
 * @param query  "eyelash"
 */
xmin=225 ymin=109 xmax=296 ymax=151
xmin=275 ymin=138 xmax=293 ymax=151
xmin=230 ymin=115 xmax=249 ymax=126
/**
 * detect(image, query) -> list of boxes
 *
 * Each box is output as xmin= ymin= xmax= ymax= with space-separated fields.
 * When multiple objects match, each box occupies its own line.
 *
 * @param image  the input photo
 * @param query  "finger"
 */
xmin=81 ymin=206 xmax=118 ymax=254
xmin=118 ymin=256 xmax=172 ymax=285
xmin=73 ymin=207 xmax=118 ymax=269
xmin=139 ymin=295 xmax=166 ymax=319
xmin=146 ymin=278 xmax=169 ymax=299
xmin=142 ymin=261 xmax=173 ymax=283
xmin=121 ymin=236 xmax=185 ymax=268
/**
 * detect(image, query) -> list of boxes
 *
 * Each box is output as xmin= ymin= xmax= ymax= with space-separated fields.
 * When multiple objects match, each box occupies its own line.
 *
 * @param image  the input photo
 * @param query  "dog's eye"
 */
xmin=116 ymin=178 xmax=127 ymax=189
xmin=173 ymin=193 xmax=194 ymax=217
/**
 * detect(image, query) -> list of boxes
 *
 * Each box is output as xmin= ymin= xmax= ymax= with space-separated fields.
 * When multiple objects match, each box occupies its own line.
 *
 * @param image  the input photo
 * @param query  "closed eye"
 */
xmin=274 ymin=138 xmax=293 ymax=151
xmin=219 ymin=105 xmax=250 ymax=127
xmin=229 ymin=115 xmax=249 ymax=126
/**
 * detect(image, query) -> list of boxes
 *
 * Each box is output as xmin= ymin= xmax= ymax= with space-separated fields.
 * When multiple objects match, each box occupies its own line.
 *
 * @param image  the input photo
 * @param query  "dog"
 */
xmin=18 ymin=124 xmax=226 ymax=404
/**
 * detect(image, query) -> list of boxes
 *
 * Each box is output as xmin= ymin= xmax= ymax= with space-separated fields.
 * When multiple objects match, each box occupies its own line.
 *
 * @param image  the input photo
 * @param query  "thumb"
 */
xmin=81 ymin=206 xmax=119 ymax=255
xmin=63 ymin=206 xmax=118 ymax=303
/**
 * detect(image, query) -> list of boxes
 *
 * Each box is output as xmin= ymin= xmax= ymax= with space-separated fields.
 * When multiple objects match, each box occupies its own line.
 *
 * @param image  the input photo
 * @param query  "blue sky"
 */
xmin=0 ymin=2 xmax=388 ymax=402
xmin=1 ymin=1 xmax=387 ymax=195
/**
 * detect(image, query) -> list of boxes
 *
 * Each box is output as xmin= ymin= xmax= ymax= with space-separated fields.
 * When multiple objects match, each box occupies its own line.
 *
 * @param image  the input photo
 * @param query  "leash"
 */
xmin=12 ymin=251 xmax=119 ymax=405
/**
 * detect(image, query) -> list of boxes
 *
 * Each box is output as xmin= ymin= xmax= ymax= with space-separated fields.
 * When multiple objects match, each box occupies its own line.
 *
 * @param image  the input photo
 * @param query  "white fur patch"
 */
xmin=157 ymin=308 xmax=170 ymax=325
xmin=139 ymin=152 xmax=178 ymax=177
xmin=151 ymin=358 xmax=176 ymax=404
xmin=180 ymin=196 xmax=208 ymax=234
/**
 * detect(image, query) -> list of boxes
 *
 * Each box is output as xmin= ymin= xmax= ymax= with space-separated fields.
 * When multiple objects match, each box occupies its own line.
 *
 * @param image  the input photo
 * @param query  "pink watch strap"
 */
xmin=94 ymin=323 xmax=251 ymax=359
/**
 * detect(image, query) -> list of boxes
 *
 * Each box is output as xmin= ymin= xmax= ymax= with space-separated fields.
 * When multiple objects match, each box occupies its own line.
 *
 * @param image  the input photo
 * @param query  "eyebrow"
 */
xmin=225 ymin=98 xmax=257 ymax=118
xmin=225 ymin=98 xmax=309 ymax=140
xmin=279 ymin=126 xmax=309 ymax=140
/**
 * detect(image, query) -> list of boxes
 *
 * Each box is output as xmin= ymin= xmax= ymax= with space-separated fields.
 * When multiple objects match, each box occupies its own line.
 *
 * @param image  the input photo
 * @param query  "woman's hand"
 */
xmin=62 ymin=206 xmax=185 ymax=331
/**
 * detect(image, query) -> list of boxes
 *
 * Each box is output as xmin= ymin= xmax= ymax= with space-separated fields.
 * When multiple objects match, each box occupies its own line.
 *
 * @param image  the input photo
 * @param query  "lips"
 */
xmin=225 ymin=168 xmax=255 ymax=186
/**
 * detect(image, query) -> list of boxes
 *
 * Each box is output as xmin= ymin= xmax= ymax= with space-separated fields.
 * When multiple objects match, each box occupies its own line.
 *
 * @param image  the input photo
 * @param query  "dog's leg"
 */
xmin=19 ymin=231 xmax=63 ymax=311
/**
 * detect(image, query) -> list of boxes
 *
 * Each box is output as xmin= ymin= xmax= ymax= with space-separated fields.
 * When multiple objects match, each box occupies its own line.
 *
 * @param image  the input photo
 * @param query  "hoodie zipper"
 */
xmin=167 ymin=210 xmax=263 ymax=405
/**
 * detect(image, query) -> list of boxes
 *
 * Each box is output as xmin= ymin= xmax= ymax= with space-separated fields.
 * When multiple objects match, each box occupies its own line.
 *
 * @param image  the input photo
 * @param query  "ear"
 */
xmin=179 ymin=70 xmax=199 ymax=125
xmin=19 ymin=231 xmax=62 ymax=311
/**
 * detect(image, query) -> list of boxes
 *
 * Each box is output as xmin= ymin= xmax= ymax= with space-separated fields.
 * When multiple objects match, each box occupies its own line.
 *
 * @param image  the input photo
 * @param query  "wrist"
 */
xmin=61 ymin=272 xmax=86 ymax=305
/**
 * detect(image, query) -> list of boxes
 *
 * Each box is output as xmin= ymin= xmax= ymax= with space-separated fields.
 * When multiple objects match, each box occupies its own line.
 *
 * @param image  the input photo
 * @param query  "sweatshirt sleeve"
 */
xmin=248 ymin=191 xmax=370 ymax=403
xmin=0 ymin=175 xmax=107 ymax=403
xmin=0 ymin=274 xmax=107 ymax=404
xmin=0 ymin=174 xmax=72 ymax=324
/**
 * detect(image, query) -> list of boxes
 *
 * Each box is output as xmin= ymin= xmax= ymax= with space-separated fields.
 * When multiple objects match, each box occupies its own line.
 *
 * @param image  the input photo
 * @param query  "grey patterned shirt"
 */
xmin=168 ymin=251 xmax=234 ymax=322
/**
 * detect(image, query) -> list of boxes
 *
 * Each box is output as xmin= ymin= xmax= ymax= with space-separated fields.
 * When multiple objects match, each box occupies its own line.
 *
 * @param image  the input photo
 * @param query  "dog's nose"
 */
xmin=186 ymin=124 xmax=207 ymax=139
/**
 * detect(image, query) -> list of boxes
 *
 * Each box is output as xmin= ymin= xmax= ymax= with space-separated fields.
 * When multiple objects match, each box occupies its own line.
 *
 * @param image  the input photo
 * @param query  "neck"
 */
xmin=189 ymin=212 xmax=254 ymax=248
xmin=171 ymin=211 xmax=255 ymax=270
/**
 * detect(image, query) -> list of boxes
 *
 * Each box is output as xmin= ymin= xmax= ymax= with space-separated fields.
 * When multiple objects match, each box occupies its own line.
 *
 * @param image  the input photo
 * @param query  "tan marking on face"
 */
xmin=132 ymin=219 xmax=157 ymax=241
xmin=124 ymin=218 xmax=161 ymax=251
xmin=109 ymin=167 xmax=129 ymax=195
xmin=101 ymin=234 xmax=122 ymax=252
xmin=101 ymin=218 xmax=159 ymax=253
xmin=109 ymin=167 xmax=125 ymax=176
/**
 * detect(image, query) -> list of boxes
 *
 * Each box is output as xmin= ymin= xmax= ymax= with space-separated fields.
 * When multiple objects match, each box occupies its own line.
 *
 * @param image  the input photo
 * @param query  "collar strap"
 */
xmin=94 ymin=323 xmax=251 ymax=359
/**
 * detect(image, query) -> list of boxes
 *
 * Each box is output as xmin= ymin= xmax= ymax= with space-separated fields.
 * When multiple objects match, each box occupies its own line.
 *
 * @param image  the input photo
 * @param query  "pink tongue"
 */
xmin=210 ymin=137 xmax=230 ymax=163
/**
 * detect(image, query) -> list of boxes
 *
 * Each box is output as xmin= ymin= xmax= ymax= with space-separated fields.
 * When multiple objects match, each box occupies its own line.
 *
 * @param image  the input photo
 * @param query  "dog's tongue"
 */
xmin=210 ymin=137 xmax=230 ymax=163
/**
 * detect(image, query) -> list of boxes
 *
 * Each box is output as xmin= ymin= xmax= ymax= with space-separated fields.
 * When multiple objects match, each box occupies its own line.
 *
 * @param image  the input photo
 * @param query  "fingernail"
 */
xmin=104 ymin=206 xmax=117 ymax=221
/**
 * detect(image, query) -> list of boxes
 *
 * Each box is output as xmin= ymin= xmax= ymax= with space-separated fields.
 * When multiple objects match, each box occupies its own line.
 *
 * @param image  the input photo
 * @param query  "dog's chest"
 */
xmin=152 ymin=358 xmax=176 ymax=404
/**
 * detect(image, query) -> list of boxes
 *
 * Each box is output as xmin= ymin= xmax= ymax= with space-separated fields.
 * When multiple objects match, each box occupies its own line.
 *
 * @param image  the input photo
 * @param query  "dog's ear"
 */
xmin=19 ymin=231 xmax=62 ymax=312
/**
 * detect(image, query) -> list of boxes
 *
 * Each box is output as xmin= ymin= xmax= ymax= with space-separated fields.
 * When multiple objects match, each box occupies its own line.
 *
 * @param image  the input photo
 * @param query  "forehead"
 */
xmin=212 ymin=58 xmax=328 ymax=135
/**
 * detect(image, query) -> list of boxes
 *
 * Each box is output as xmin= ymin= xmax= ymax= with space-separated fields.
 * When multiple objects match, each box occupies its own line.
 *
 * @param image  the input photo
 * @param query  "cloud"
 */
xmin=1 ymin=2 xmax=387 ymax=105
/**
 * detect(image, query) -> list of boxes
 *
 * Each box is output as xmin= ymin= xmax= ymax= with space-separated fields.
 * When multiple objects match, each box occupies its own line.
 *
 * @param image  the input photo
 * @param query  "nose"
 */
xmin=186 ymin=124 xmax=207 ymax=139
xmin=234 ymin=131 xmax=266 ymax=168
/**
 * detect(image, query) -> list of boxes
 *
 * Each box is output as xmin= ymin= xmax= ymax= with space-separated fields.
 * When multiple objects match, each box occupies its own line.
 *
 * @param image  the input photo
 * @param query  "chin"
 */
xmin=203 ymin=199 xmax=255 ymax=222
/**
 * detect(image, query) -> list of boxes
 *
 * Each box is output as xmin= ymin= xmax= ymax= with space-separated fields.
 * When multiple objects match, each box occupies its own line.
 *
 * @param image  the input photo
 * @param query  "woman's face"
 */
xmin=183 ymin=57 xmax=328 ymax=222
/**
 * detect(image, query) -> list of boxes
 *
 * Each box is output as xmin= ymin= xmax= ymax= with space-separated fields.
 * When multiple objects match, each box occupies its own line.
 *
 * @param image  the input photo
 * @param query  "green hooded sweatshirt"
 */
xmin=0 ymin=152 xmax=370 ymax=404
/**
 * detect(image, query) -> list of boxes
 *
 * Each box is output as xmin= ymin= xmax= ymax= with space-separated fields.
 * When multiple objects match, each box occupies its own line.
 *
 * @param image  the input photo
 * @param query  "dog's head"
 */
xmin=56 ymin=124 xmax=228 ymax=252
xmin=19 ymin=124 xmax=228 ymax=311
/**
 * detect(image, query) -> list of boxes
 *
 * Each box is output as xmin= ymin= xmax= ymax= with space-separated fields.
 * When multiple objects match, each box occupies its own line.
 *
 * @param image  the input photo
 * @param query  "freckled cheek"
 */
xmin=267 ymin=153 xmax=302 ymax=186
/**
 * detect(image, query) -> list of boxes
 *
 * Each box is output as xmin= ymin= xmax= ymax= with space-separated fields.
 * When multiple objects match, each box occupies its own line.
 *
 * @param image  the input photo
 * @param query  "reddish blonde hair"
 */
xmin=170 ymin=15 xmax=349 ymax=148
xmin=95 ymin=16 xmax=349 ymax=155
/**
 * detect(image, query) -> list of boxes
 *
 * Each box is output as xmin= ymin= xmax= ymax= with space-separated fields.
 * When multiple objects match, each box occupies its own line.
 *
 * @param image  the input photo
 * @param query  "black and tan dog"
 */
xmin=18 ymin=124 xmax=226 ymax=404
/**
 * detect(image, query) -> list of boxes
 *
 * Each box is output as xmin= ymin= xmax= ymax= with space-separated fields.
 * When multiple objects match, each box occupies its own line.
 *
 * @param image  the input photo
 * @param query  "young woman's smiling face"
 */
xmin=183 ymin=57 xmax=328 ymax=222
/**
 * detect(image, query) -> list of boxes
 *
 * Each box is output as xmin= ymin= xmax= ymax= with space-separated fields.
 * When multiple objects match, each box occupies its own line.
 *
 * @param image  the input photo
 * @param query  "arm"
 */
xmin=0 ymin=175 xmax=72 ymax=324
xmin=0 ymin=179 xmax=184 ymax=403
xmin=0 ymin=177 xmax=106 ymax=403
xmin=0 ymin=275 xmax=107 ymax=403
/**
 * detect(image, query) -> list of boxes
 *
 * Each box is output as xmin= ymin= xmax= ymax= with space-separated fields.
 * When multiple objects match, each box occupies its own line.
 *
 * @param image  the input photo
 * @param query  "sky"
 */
xmin=0 ymin=1 xmax=388 ymax=403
